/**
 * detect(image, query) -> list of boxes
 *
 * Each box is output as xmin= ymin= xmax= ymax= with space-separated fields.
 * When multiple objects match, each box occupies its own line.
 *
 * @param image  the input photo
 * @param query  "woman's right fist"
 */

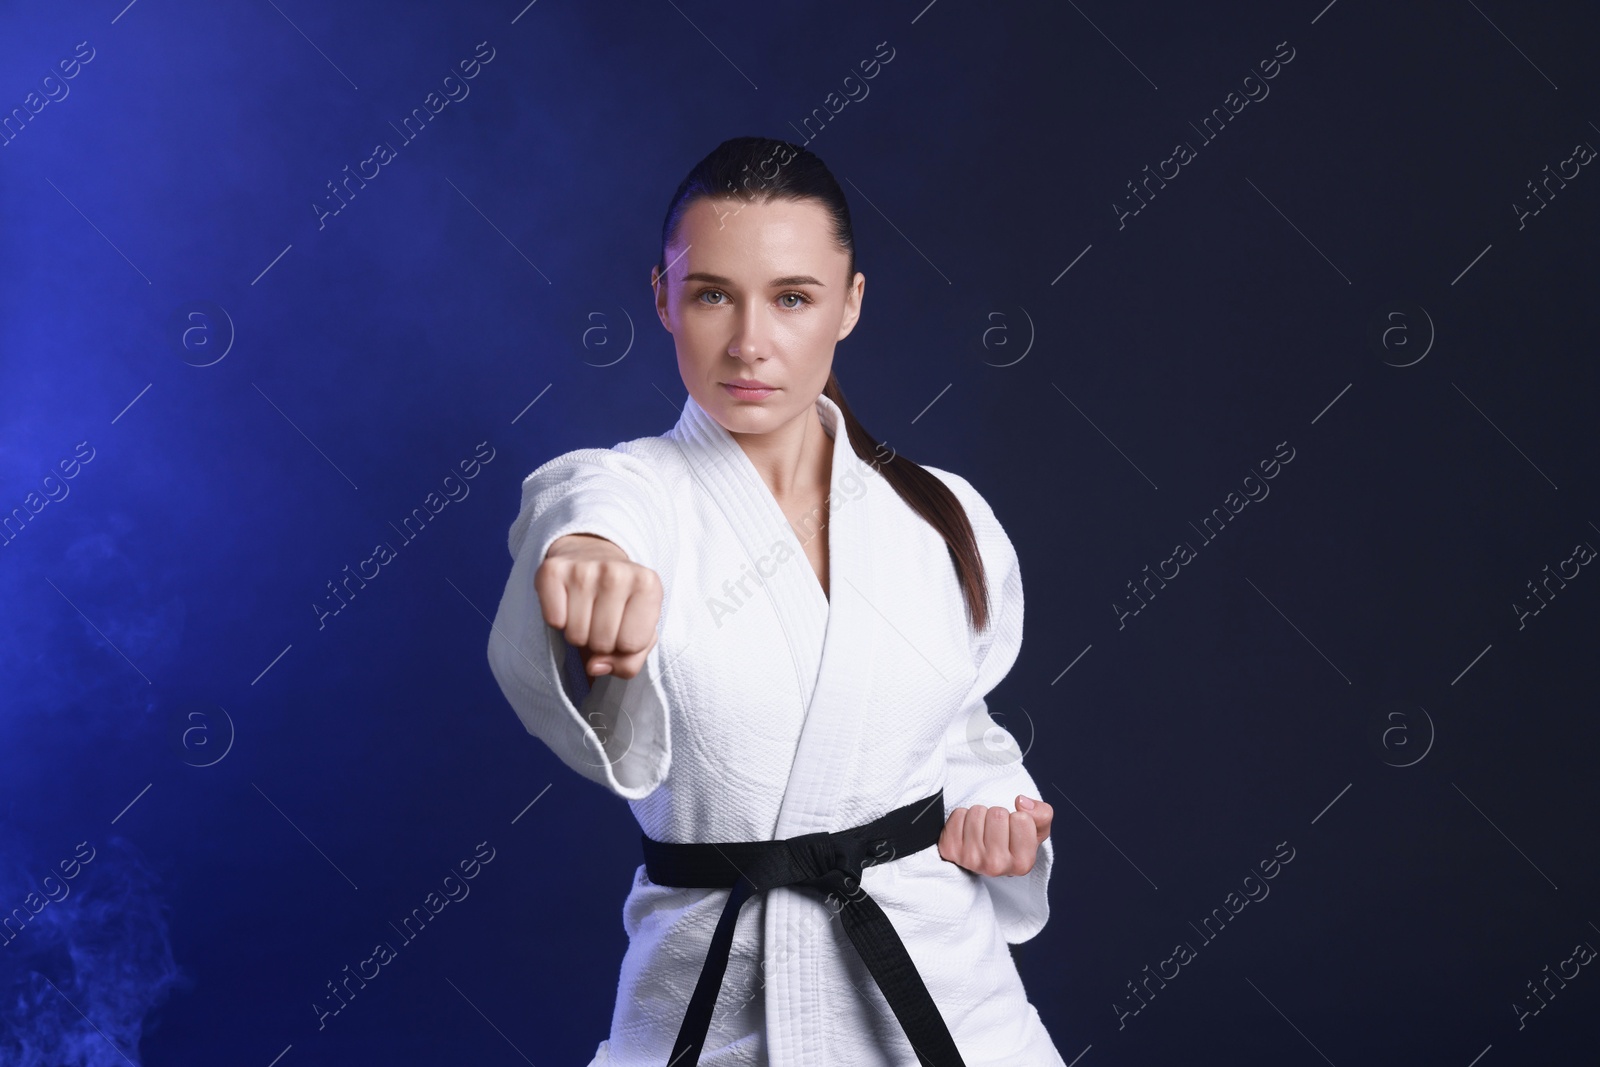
xmin=535 ymin=533 xmax=662 ymax=680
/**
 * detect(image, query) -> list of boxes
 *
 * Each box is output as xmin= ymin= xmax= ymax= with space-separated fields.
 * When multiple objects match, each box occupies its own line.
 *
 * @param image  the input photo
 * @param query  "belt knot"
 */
xmin=642 ymin=789 xmax=968 ymax=1066
xmin=784 ymin=830 xmax=890 ymax=907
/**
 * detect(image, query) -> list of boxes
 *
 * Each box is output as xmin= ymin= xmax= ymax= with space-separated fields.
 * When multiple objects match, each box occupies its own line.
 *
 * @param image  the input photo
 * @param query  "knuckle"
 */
xmin=595 ymin=561 xmax=630 ymax=589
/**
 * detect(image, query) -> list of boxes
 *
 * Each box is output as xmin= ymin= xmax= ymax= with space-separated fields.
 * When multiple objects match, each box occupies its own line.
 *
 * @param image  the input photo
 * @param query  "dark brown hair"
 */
xmin=658 ymin=136 xmax=991 ymax=631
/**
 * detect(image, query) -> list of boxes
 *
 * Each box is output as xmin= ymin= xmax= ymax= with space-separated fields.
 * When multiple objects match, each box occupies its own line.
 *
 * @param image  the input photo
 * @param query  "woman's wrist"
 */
xmin=547 ymin=532 xmax=629 ymax=562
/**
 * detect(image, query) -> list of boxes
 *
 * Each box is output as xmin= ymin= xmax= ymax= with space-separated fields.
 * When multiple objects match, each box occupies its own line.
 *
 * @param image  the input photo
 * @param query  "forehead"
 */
xmin=671 ymin=196 xmax=846 ymax=279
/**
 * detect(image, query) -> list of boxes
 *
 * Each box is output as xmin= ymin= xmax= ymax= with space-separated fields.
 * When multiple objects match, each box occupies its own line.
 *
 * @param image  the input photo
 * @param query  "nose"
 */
xmin=728 ymin=302 xmax=770 ymax=363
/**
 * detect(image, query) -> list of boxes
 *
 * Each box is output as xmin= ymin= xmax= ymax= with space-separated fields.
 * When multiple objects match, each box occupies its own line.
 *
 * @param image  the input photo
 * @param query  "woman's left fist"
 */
xmin=938 ymin=795 xmax=1054 ymax=877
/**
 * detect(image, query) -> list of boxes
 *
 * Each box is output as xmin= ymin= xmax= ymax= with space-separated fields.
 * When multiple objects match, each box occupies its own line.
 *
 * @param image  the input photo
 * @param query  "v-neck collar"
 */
xmin=668 ymin=387 xmax=883 ymax=837
xmin=669 ymin=389 xmax=845 ymax=616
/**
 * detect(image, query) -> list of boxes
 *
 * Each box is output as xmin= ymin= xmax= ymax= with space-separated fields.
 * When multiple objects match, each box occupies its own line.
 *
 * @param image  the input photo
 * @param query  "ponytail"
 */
xmin=822 ymin=371 xmax=991 ymax=631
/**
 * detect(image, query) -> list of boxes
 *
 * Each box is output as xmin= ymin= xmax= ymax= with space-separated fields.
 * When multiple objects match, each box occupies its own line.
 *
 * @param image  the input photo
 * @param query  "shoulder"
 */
xmin=921 ymin=464 xmax=981 ymax=510
xmin=919 ymin=462 xmax=1022 ymax=632
xmin=507 ymin=434 xmax=690 ymax=562
xmin=918 ymin=464 xmax=1014 ymax=559
xmin=519 ymin=435 xmax=688 ymax=506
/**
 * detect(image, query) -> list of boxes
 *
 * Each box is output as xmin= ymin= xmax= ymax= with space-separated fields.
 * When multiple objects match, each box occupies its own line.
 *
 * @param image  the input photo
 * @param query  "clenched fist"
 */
xmin=536 ymin=533 xmax=663 ymax=680
xmin=938 ymin=795 xmax=1054 ymax=877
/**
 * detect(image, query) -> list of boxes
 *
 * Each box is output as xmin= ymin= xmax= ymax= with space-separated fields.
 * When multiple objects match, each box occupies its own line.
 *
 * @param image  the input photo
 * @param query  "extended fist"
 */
xmin=938 ymin=795 xmax=1053 ymax=877
xmin=535 ymin=533 xmax=662 ymax=679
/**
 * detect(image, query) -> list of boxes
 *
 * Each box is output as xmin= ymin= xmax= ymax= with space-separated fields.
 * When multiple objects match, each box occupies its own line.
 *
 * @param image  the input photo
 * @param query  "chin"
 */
xmin=711 ymin=395 xmax=788 ymax=433
xmin=716 ymin=407 xmax=773 ymax=434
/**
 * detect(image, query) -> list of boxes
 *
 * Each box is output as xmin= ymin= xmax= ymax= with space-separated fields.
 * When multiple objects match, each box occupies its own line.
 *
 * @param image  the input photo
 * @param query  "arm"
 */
xmin=932 ymin=469 xmax=1055 ymax=944
xmin=485 ymin=448 xmax=675 ymax=800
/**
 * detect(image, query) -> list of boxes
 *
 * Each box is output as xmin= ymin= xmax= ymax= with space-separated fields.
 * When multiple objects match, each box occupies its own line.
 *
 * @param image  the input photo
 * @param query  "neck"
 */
xmin=730 ymin=403 xmax=832 ymax=501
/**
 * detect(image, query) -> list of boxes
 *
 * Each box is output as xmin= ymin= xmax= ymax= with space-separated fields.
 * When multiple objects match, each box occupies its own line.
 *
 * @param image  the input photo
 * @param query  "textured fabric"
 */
xmin=486 ymin=391 xmax=1066 ymax=1066
xmin=643 ymin=789 xmax=964 ymax=1066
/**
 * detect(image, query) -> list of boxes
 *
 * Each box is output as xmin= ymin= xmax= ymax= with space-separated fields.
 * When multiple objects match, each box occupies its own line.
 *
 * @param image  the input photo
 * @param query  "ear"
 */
xmin=651 ymin=264 xmax=672 ymax=333
xmin=836 ymin=271 xmax=865 ymax=341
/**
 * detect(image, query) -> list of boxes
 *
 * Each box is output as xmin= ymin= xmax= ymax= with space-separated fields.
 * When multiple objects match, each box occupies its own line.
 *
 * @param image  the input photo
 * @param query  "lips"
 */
xmin=722 ymin=381 xmax=777 ymax=400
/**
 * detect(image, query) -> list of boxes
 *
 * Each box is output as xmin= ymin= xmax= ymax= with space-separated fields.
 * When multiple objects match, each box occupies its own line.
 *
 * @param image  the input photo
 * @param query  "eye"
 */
xmin=778 ymin=292 xmax=811 ymax=309
xmin=696 ymin=288 xmax=728 ymax=305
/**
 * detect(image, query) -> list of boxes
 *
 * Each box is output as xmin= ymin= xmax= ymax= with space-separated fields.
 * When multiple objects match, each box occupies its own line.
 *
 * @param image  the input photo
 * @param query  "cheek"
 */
xmin=672 ymin=320 xmax=726 ymax=375
xmin=777 ymin=308 xmax=838 ymax=348
xmin=675 ymin=311 xmax=722 ymax=349
xmin=800 ymin=328 xmax=843 ymax=374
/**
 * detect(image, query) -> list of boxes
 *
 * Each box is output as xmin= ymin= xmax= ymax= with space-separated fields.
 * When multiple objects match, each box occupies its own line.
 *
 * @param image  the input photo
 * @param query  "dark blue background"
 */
xmin=2 ymin=0 xmax=1596 ymax=1063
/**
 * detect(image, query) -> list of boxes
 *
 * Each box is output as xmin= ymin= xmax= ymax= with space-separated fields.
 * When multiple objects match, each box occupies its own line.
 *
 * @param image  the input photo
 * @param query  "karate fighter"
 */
xmin=487 ymin=136 xmax=1067 ymax=1066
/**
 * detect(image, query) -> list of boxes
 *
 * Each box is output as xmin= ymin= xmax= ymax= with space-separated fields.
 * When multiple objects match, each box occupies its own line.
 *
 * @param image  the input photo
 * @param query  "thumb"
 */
xmin=1017 ymin=794 xmax=1049 ymax=830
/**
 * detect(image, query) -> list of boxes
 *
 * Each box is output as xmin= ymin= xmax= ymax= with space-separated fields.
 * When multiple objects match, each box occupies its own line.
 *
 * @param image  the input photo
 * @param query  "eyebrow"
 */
xmin=682 ymin=272 xmax=827 ymax=288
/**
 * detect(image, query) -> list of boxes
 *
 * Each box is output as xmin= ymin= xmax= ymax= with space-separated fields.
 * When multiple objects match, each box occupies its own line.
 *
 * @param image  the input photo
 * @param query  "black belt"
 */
xmin=640 ymin=788 xmax=967 ymax=1067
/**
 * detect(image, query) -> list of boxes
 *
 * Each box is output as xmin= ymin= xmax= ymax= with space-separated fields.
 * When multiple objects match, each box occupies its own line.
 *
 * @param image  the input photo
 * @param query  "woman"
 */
xmin=486 ymin=136 xmax=1066 ymax=1066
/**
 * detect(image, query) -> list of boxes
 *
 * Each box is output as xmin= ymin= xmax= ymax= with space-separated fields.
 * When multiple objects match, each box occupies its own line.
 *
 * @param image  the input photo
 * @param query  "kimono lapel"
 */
xmin=668 ymin=390 xmax=881 ymax=837
xmin=768 ymin=391 xmax=880 ymax=837
xmin=671 ymin=390 xmax=890 ymax=1067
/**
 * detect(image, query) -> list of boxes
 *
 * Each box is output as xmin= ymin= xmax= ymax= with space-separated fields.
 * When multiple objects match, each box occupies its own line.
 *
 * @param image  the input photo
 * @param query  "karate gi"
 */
xmin=486 ymin=390 xmax=1066 ymax=1066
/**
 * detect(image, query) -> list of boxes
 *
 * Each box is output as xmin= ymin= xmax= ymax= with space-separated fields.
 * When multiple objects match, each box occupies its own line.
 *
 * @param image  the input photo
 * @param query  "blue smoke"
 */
xmin=0 ymin=836 xmax=188 ymax=1066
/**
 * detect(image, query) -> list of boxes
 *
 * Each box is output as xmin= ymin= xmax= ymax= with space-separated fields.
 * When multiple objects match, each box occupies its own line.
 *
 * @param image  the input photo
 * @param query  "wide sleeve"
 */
xmin=485 ymin=446 xmax=677 ymax=801
xmin=933 ymin=469 xmax=1054 ymax=944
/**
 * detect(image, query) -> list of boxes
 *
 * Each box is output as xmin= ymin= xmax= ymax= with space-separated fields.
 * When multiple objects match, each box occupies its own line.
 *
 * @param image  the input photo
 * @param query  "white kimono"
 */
xmin=486 ymin=390 xmax=1066 ymax=1066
